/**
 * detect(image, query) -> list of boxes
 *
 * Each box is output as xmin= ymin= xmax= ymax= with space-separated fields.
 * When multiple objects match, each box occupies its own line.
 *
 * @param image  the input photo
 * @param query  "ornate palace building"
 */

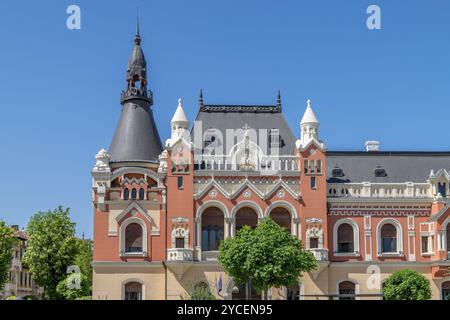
xmin=91 ymin=28 xmax=450 ymax=300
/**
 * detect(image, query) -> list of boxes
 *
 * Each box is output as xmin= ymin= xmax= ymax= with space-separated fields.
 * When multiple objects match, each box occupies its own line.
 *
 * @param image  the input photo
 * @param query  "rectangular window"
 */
xmin=310 ymin=237 xmax=319 ymax=249
xmin=316 ymin=160 xmax=322 ymax=174
xmin=177 ymin=176 xmax=183 ymax=189
xmin=310 ymin=160 xmax=315 ymax=174
xmin=421 ymin=235 xmax=434 ymax=254
xmin=311 ymin=176 xmax=317 ymax=190
xmin=175 ymin=237 xmax=185 ymax=249
xmin=304 ymin=160 xmax=309 ymax=174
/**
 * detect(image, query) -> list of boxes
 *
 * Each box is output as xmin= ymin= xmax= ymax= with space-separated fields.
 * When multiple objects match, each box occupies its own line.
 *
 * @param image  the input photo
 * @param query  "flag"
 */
xmin=216 ymin=273 xmax=222 ymax=296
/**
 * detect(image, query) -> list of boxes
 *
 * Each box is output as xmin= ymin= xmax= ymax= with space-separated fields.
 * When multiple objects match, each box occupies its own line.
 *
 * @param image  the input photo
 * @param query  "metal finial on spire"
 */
xmin=277 ymin=90 xmax=281 ymax=110
xmin=135 ymin=9 xmax=141 ymax=45
xmin=198 ymin=89 xmax=204 ymax=109
xmin=306 ymin=99 xmax=312 ymax=108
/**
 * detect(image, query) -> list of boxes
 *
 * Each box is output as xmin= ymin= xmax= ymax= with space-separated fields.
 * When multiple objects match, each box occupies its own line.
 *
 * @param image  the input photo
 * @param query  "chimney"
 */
xmin=11 ymin=225 xmax=19 ymax=231
xmin=365 ymin=140 xmax=380 ymax=152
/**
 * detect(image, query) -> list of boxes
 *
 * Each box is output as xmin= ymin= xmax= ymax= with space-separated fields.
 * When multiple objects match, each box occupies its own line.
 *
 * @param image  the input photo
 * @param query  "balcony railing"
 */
xmin=327 ymin=182 xmax=431 ymax=199
xmin=167 ymin=248 xmax=193 ymax=261
xmin=194 ymin=155 xmax=299 ymax=172
xmin=309 ymin=248 xmax=329 ymax=261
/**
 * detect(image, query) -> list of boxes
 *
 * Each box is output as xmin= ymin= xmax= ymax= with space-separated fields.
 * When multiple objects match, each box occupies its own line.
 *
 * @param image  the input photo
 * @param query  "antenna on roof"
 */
xmin=277 ymin=90 xmax=282 ymax=111
xmin=198 ymin=89 xmax=204 ymax=110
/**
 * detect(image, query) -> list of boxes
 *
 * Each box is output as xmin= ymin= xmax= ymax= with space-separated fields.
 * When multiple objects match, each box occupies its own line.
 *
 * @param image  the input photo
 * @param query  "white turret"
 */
xmin=297 ymin=99 xmax=325 ymax=150
xmin=167 ymin=98 xmax=190 ymax=146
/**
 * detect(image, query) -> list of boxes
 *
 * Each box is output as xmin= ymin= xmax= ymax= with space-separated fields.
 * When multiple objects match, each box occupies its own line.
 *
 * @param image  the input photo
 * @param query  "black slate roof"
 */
xmin=327 ymin=151 xmax=450 ymax=183
xmin=192 ymin=104 xmax=296 ymax=156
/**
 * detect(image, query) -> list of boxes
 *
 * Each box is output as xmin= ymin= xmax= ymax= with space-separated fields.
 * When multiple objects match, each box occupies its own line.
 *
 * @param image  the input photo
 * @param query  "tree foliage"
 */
xmin=0 ymin=221 xmax=18 ymax=289
xmin=74 ymin=238 xmax=93 ymax=285
xmin=22 ymin=206 xmax=79 ymax=299
xmin=56 ymin=273 xmax=90 ymax=300
xmin=183 ymin=282 xmax=217 ymax=300
xmin=218 ymin=218 xmax=317 ymax=295
xmin=383 ymin=269 xmax=431 ymax=300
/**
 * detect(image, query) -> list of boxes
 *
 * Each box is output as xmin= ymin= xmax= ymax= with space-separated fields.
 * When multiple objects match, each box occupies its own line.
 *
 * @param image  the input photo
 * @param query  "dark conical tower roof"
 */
xmin=109 ymin=24 xmax=163 ymax=163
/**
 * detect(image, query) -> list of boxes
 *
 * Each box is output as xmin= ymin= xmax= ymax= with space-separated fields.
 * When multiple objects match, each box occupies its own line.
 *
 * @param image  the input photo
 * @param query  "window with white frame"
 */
xmin=377 ymin=219 xmax=403 ymax=255
xmin=421 ymin=234 xmax=434 ymax=255
xmin=333 ymin=219 xmax=359 ymax=255
xmin=120 ymin=218 xmax=148 ymax=256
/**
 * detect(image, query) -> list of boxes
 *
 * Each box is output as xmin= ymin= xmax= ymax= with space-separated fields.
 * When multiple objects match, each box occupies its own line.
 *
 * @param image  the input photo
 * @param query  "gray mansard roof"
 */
xmin=192 ymin=104 xmax=296 ymax=156
xmin=326 ymin=151 xmax=450 ymax=183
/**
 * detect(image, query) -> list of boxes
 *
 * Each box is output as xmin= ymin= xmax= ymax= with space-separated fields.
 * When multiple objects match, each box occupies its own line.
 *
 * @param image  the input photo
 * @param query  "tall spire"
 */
xmin=110 ymin=22 xmax=162 ymax=163
xmin=121 ymin=16 xmax=151 ymax=105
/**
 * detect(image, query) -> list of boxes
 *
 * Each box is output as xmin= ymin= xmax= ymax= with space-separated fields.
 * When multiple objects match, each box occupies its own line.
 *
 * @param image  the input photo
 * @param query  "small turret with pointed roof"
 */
xmin=297 ymin=99 xmax=324 ymax=149
xmin=167 ymin=98 xmax=190 ymax=146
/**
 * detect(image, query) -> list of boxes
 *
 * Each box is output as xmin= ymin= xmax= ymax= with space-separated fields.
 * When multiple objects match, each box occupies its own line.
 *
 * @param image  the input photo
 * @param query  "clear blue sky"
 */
xmin=0 ymin=0 xmax=449 ymax=238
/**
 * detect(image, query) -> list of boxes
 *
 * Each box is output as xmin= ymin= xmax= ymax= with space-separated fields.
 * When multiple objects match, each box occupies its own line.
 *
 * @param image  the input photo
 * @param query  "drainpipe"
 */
xmin=164 ymin=177 xmax=168 ymax=300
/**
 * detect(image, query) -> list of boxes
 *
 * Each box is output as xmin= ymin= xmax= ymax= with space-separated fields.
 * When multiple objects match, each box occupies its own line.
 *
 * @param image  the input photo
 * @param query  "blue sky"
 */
xmin=0 ymin=0 xmax=449 ymax=237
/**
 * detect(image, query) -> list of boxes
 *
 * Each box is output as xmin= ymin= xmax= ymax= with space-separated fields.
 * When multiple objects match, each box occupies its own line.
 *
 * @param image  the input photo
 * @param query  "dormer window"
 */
xmin=332 ymin=166 xmax=344 ymax=177
xmin=374 ymin=166 xmax=387 ymax=178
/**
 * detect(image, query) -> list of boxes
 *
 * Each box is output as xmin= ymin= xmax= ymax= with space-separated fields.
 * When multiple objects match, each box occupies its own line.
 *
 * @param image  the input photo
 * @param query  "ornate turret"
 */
xmin=109 ymin=22 xmax=163 ymax=163
xmin=297 ymin=99 xmax=325 ymax=150
xmin=120 ymin=20 xmax=153 ymax=104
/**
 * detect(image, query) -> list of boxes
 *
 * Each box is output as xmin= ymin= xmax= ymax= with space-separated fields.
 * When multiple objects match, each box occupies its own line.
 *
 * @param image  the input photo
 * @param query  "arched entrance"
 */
xmin=201 ymin=207 xmax=224 ymax=252
xmin=235 ymin=207 xmax=258 ymax=233
xmin=269 ymin=207 xmax=291 ymax=233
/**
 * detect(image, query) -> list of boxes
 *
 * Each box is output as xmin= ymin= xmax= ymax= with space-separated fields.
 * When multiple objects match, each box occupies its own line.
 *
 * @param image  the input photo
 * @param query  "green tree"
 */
xmin=182 ymin=282 xmax=217 ymax=300
xmin=0 ymin=221 xmax=18 ymax=290
xmin=218 ymin=218 xmax=317 ymax=299
xmin=56 ymin=273 xmax=90 ymax=300
xmin=383 ymin=269 xmax=431 ymax=300
xmin=22 ymin=206 xmax=79 ymax=299
xmin=74 ymin=238 xmax=93 ymax=285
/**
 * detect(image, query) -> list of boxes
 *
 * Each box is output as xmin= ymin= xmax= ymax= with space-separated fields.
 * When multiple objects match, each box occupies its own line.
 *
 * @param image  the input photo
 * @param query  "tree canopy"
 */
xmin=56 ymin=273 xmax=91 ymax=300
xmin=218 ymin=217 xmax=317 ymax=296
xmin=22 ymin=206 xmax=79 ymax=299
xmin=383 ymin=269 xmax=431 ymax=300
xmin=0 ymin=221 xmax=18 ymax=289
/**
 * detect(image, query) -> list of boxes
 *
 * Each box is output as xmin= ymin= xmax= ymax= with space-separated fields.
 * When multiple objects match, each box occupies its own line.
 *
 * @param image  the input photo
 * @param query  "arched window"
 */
xmin=131 ymin=188 xmax=137 ymax=200
xmin=337 ymin=223 xmax=354 ymax=253
xmin=442 ymin=281 xmax=450 ymax=300
xmin=338 ymin=281 xmax=355 ymax=300
xmin=125 ymin=223 xmax=143 ymax=253
xmin=381 ymin=223 xmax=397 ymax=253
xmin=438 ymin=182 xmax=447 ymax=197
xmin=139 ymin=188 xmax=145 ymax=200
xmin=269 ymin=207 xmax=291 ymax=233
xmin=446 ymin=225 xmax=450 ymax=252
xmin=124 ymin=281 xmax=142 ymax=300
xmin=235 ymin=207 xmax=258 ymax=232
xmin=123 ymin=188 xmax=129 ymax=200
xmin=201 ymin=207 xmax=224 ymax=251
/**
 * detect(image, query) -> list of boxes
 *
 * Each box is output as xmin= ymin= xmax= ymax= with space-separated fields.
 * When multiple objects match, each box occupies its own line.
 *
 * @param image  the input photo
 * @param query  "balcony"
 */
xmin=11 ymin=257 xmax=21 ymax=269
xmin=309 ymin=248 xmax=329 ymax=261
xmin=167 ymin=248 xmax=193 ymax=261
xmin=201 ymin=250 xmax=219 ymax=261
